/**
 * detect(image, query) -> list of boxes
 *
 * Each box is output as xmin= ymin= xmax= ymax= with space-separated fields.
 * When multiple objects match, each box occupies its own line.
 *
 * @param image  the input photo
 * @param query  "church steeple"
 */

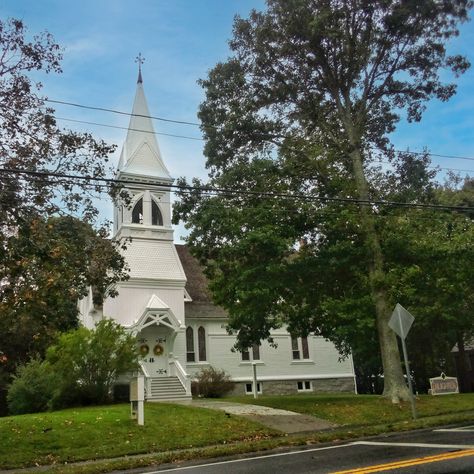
xmin=117 ymin=56 xmax=172 ymax=182
xmin=114 ymin=60 xmax=174 ymax=241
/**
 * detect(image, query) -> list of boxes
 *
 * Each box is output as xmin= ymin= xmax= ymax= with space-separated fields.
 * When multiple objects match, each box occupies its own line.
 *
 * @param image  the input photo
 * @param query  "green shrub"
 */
xmin=7 ymin=358 xmax=57 ymax=414
xmin=46 ymin=319 xmax=138 ymax=408
xmin=192 ymin=366 xmax=235 ymax=398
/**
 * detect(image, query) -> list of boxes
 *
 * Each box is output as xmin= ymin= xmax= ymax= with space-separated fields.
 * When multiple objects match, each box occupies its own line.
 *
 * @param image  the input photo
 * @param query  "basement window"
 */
xmin=297 ymin=381 xmax=312 ymax=392
xmin=245 ymin=382 xmax=262 ymax=395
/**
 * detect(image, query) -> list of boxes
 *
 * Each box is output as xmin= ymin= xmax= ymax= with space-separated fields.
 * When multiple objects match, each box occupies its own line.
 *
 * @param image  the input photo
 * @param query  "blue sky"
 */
xmin=1 ymin=1 xmax=473 ymax=240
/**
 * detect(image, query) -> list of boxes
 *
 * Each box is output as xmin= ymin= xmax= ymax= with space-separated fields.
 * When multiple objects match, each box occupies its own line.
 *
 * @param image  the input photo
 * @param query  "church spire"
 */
xmin=117 ymin=57 xmax=172 ymax=181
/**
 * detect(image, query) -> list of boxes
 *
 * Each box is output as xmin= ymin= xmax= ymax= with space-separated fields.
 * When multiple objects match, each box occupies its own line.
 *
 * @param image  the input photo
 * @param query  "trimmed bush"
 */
xmin=193 ymin=366 xmax=235 ymax=398
xmin=7 ymin=358 xmax=57 ymax=414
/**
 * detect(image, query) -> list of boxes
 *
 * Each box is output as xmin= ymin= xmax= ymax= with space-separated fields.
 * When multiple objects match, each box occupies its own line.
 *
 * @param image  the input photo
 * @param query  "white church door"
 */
xmin=138 ymin=325 xmax=172 ymax=377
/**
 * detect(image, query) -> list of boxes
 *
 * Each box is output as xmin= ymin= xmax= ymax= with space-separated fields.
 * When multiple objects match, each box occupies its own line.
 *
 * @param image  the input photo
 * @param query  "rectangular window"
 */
xmin=245 ymin=382 xmax=262 ymax=394
xmin=297 ymin=380 xmax=312 ymax=392
xmin=291 ymin=337 xmax=300 ymax=360
xmin=241 ymin=349 xmax=250 ymax=361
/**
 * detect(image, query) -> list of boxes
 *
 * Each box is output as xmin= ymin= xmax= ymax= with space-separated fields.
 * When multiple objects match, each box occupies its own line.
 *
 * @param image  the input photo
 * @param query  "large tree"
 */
xmin=0 ymin=19 xmax=126 ymax=408
xmin=174 ymin=0 xmax=472 ymax=401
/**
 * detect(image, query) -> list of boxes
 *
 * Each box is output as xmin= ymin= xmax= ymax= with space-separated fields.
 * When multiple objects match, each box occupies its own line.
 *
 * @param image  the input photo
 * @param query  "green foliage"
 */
xmin=6 ymin=358 xmax=57 ymax=415
xmin=0 ymin=217 xmax=128 ymax=395
xmin=0 ymin=19 xmax=128 ymax=387
xmin=174 ymin=0 xmax=472 ymax=399
xmin=192 ymin=366 xmax=235 ymax=398
xmin=45 ymin=320 xmax=138 ymax=408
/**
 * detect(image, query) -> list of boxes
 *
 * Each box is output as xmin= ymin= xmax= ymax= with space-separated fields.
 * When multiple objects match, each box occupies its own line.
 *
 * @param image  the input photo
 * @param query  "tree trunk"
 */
xmin=347 ymin=136 xmax=410 ymax=402
xmin=456 ymin=333 xmax=468 ymax=393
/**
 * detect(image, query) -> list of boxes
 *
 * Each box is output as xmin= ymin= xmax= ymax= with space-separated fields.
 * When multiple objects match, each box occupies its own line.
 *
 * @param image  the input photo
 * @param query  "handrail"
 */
xmin=138 ymin=360 xmax=150 ymax=378
xmin=138 ymin=361 xmax=151 ymax=399
xmin=170 ymin=358 xmax=191 ymax=395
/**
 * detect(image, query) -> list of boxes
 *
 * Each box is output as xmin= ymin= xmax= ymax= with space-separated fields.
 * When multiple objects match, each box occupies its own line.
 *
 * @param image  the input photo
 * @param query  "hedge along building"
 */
xmin=79 ymin=68 xmax=356 ymax=400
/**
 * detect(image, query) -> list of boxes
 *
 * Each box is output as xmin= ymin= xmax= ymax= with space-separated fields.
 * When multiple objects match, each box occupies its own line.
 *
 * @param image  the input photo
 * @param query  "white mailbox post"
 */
xmin=130 ymin=375 xmax=145 ymax=425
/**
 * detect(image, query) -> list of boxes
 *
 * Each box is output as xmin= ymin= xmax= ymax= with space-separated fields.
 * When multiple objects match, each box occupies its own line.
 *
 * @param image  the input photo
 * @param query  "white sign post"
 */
xmin=130 ymin=375 xmax=145 ymax=425
xmin=388 ymin=303 xmax=417 ymax=420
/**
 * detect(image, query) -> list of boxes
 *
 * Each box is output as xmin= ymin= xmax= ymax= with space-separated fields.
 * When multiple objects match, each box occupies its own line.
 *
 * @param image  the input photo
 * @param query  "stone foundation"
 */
xmin=229 ymin=377 xmax=355 ymax=396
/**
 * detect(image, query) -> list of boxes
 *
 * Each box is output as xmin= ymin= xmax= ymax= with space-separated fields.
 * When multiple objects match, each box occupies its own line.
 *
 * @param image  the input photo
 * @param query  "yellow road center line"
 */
xmin=331 ymin=449 xmax=474 ymax=473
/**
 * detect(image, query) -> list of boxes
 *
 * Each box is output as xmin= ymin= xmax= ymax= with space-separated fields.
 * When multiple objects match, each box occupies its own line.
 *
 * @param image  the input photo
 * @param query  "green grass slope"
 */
xmin=0 ymin=403 xmax=276 ymax=469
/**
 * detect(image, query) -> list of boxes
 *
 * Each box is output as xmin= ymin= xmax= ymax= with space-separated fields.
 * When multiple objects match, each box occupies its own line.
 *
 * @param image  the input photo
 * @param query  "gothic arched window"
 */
xmin=198 ymin=326 xmax=206 ymax=361
xmin=131 ymin=198 xmax=143 ymax=224
xmin=186 ymin=327 xmax=195 ymax=362
xmin=151 ymin=199 xmax=163 ymax=226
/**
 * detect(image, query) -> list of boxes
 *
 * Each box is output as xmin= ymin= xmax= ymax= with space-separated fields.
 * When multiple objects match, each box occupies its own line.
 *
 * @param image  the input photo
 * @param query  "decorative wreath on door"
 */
xmin=139 ymin=344 xmax=150 ymax=357
xmin=153 ymin=344 xmax=164 ymax=356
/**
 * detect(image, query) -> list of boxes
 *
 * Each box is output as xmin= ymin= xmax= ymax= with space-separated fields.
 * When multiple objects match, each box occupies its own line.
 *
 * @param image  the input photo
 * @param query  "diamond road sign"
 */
xmin=388 ymin=303 xmax=414 ymax=340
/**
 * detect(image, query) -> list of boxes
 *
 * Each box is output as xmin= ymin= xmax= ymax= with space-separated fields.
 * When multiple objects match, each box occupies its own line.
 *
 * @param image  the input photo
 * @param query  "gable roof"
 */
xmin=175 ymin=244 xmax=212 ymax=302
xmin=175 ymin=244 xmax=228 ymax=319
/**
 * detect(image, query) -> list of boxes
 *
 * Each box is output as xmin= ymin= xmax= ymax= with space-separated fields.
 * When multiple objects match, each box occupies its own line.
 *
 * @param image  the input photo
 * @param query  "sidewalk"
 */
xmin=174 ymin=399 xmax=337 ymax=433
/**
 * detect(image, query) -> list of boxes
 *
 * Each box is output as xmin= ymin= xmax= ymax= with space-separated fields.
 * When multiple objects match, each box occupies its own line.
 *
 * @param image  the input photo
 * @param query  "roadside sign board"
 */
xmin=429 ymin=373 xmax=459 ymax=395
xmin=388 ymin=303 xmax=414 ymax=340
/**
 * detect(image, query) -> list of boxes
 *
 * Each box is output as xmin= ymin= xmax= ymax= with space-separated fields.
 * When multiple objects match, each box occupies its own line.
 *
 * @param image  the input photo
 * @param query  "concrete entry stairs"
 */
xmin=147 ymin=376 xmax=190 ymax=401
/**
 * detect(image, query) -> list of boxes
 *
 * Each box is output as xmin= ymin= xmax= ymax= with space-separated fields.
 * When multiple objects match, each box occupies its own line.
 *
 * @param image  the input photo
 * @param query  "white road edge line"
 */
xmin=352 ymin=441 xmax=474 ymax=449
xmin=146 ymin=443 xmax=355 ymax=473
xmin=434 ymin=426 xmax=474 ymax=432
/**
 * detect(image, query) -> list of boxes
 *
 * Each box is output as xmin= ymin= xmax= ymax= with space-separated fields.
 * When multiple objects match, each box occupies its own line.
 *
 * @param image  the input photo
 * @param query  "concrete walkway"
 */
xmin=175 ymin=399 xmax=336 ymax=434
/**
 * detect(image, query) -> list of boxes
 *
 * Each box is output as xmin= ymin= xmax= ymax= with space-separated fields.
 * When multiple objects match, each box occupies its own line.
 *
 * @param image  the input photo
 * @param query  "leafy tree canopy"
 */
xmin=0 ymin=19 xmax=127 ymax=400
xmin=174 ymin=0 xmax=472 ymax=401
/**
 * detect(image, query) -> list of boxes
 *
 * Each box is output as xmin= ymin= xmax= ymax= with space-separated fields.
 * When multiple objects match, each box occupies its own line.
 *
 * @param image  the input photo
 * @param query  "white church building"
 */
xmin=79 ymin=70 xmax=355 ymax=400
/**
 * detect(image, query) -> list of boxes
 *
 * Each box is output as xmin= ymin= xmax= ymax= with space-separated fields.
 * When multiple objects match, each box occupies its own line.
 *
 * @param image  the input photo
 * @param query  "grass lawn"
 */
xmin=227 ymin=392 xmax=474 ymax=426
xmin=0 ymin=402 xmax=277 ymax=469
xmin=1 ymin=394 xmax=473 ymax=472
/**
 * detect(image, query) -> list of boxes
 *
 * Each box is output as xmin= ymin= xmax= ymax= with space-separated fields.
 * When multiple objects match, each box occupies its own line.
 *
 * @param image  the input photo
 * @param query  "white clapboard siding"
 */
xmin=185 ymin=320 xmax=352 ymax=381
xmin=104 ymin=286 xmax=186 ymax=327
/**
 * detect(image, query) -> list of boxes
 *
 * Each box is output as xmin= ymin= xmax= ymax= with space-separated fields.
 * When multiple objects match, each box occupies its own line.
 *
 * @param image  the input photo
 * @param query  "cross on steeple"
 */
xmin=135 ymin=53 xmax=145 ymax=83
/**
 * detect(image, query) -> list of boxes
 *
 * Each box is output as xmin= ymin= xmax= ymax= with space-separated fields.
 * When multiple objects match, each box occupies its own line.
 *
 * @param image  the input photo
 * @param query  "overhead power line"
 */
xmin=47 ymin=97 xmax=474 ymax=163
xmin=55 ymin=116 xmax=203 ymax=141
xmin=1 ymin=167 xmax=473 ymax=213
xmin=45 ymin=99 xmax=201 ymax=127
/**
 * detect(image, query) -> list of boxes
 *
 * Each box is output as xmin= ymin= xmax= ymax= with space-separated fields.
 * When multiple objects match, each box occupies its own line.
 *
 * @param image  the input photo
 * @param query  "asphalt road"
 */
xmin=131 ymin=424 xmax=474 ymax=474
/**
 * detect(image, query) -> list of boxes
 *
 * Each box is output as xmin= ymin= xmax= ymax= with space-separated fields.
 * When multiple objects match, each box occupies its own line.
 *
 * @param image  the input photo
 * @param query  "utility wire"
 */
xmin=1 ymin=167 xmax=473 ymax=213
xmin=372 ymin=159 xmax=474 ymax=174
xmin=47 ymin=97 xmax=474 ymax=163
xmin=53 ymin=116 xmax=474 ymax=173
xmin=55 ymin=116 xmax=203 ymax=141
xmin=46 ymin=99 xmax=200 ymax=127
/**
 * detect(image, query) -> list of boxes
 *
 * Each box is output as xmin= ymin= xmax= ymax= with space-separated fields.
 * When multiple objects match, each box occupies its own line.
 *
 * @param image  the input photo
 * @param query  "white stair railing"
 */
xmin=138 ymin=360 xmax=151 ymax=399
xmin=168 ymin=355 xmax=191 ymax=395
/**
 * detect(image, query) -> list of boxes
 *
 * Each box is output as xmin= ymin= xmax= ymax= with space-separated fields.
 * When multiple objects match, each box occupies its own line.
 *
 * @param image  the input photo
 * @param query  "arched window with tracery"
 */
xmin=198 ymin=326 xmax=207 ymax=361
xmin=131 ymin=198 xmax=143 ymax=224
xmin=151 ymin=199 xmax=163 ymax=226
